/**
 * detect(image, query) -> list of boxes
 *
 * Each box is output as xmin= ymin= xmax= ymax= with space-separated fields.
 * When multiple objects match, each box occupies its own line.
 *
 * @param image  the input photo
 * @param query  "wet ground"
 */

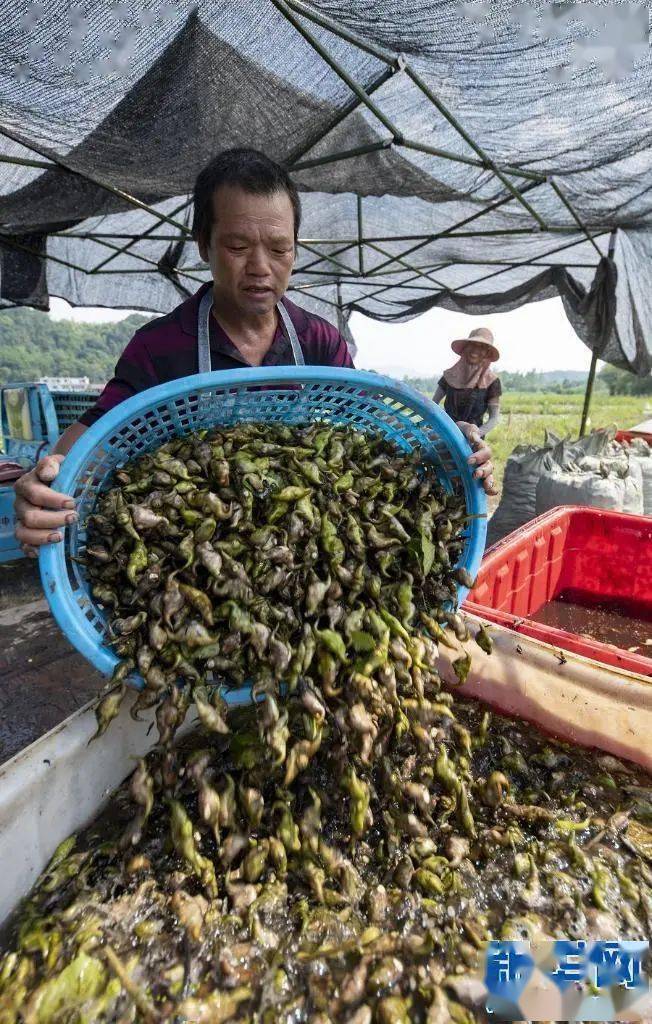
xmin=0 ymin=557 xmax=42 ymax=611
xmin=531 ymin=588 xmax=652 ymax=658
xmin=0 ymin=592 xmax=103 ymax=765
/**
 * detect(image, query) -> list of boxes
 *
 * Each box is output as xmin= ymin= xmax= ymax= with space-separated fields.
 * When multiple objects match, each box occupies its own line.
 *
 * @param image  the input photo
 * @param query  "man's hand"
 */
xmin=457 ymin=422 xmax=498 ymax=496
xmin=14 ymin=454 xmax=76 ymax=557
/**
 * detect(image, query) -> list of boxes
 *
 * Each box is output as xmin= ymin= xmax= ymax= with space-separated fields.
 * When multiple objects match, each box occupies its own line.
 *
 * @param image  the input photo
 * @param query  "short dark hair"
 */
xmin=192 ymin=148 xmax=301 ymax=247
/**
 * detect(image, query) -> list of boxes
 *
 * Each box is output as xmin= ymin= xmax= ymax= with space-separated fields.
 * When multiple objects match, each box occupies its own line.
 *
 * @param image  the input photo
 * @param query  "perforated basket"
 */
xmin=40 ymin=368 xmax=487 ymax=692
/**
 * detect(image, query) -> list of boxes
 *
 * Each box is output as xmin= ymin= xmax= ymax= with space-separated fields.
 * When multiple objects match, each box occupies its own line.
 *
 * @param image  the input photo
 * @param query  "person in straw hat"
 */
xmin=433 ymin=326 xmax=502 ymax=438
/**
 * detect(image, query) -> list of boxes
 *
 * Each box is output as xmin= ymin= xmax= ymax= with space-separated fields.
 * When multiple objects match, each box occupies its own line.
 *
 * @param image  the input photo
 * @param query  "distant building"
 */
xmin=38 ymin=377 xmax=101 ymax=392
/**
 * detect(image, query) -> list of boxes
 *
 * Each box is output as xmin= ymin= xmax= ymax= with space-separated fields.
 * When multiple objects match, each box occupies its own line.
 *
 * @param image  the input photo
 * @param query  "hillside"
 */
xmin=535 ymin=370 xmax=588 ymax=385
xmin=0 ymin=308 xmax=150 ymax=386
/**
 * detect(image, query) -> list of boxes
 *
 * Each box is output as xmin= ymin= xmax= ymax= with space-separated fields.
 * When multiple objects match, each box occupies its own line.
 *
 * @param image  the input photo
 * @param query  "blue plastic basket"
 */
xmin=40 ymin=367 xmax=487 ymax=696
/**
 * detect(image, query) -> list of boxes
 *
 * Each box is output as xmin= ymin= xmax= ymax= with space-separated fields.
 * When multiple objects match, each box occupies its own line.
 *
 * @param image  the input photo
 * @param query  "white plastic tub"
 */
xmin=439 ymin=614 xmax=652 ymax=774
xmin=0 ymin=691 xmax=163 ymax=925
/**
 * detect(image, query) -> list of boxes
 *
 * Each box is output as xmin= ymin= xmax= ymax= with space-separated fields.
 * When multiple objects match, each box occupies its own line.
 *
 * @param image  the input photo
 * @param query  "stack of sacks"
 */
xmin=624 ymin=437 xmax=652 ymax=514
xmin=535 ymin=449 xmax=643 ymax=516
xmin=489 ymin=428 xmax=649 ymax=546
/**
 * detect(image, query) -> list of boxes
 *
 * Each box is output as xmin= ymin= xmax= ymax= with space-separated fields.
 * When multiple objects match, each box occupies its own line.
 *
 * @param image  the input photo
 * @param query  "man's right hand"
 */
xmin=14 ymin=454 xmax=77 ymax=557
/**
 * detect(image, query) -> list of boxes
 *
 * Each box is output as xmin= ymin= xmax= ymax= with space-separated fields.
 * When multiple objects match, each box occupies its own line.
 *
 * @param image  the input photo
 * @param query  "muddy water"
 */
xmin=531 ymin=588 xmax=652 ymax=658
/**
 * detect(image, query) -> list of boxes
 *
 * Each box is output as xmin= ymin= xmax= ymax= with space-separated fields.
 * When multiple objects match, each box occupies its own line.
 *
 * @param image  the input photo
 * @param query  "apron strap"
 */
xmin=276 ymin=299 xmax=305 ymax=366
xmin=197 ymin=287 xmax=213 ymax=374
xmin=197 ymin=290 xmax=305 ymax=371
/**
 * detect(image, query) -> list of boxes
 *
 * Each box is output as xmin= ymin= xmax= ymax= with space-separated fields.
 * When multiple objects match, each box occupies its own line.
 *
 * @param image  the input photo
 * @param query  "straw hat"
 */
xmin=451 ymin=327 xmax=500 ymax=362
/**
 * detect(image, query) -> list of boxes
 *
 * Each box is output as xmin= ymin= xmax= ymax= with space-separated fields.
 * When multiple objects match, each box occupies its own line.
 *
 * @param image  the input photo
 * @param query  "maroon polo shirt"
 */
xmin=79 ymin=282 xmax=354 ymax=427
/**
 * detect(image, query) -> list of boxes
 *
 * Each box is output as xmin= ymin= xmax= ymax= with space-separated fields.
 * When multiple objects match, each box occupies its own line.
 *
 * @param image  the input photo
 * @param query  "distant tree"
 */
xmin=599 ymin=365 xmax=652 ymax=396
xmin=405 ymin=369 xmax=592 ymax=396
xmin=0 ymin=308 xmax=150 ymax=386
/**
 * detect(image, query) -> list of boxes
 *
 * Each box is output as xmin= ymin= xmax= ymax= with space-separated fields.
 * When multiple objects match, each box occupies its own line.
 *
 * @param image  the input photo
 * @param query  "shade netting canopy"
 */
xmin=0 ymin=1 xmax=651 ymax=373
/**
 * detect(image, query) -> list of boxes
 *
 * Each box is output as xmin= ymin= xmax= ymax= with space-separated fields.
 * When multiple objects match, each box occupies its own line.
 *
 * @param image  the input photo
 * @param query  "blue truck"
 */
xmin=0 ymin=381 xmax=100 ymax=562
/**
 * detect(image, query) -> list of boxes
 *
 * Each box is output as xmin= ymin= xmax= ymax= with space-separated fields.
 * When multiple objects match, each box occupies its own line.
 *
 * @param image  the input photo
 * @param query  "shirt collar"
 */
xmin=180 ymin=282 xmax=291 ymax=366
xmin=210 ymin=315 xmax=290 ymax=367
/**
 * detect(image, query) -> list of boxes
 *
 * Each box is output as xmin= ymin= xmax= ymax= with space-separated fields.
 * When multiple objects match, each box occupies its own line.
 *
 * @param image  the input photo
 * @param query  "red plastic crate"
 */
xmin=616 ymin=429 xmax=652 ymax=446
xmin=464 ymin=506 xmax=652 ymax=676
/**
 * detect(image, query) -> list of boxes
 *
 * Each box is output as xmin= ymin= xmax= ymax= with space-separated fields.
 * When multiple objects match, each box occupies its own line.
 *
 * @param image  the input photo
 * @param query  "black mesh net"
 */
xmin=0 ymin=1 xmax=650 ymax=372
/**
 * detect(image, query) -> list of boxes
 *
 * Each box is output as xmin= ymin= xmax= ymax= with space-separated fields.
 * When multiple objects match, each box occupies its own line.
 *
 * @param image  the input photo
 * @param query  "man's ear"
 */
xmin=197 ymin=234 xmax=209 ymax=265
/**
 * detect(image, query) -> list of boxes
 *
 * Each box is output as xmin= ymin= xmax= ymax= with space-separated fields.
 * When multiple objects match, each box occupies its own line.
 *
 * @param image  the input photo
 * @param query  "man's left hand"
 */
xmin=457 ymin=422 xmax=498 ymax=496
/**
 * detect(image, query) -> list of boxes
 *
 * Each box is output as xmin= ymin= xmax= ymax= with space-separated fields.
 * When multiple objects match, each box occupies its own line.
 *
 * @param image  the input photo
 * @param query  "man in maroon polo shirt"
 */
xmin=15 ymin=148 xmax=495 ymax=553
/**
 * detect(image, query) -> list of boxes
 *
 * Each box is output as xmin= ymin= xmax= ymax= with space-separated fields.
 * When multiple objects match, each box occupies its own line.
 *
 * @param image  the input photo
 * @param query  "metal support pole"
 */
xmin=74 ymin=230 xmax=202 ymax=283
xmin=274 ymin=0 xmax=547 ymax=246
xmin=298 ymin=241 xmax=356 ymax=275
xmin=402 ymin=66 xmax=547 ymax=226
xmin=0 ymin=229 xmax=204 ymax=285
xmin=400 ymin=137 xmax=522 ymax=174
xmin=410 ymin=258 xmax=599 ymax=269
xmin=286 ymin=65 xmax=397 ymax=167
xmin=91 ymin=267 xmax=204 ymax=279
xmin=291 ymin=140 xmax=392 ymax=172
xmin=90 ymin=196 xmax=193 ymax=273
xmin=281 ymin=0 xmax=397 ymax=63
xmin=0 ymin=231 xmax=88 ymax=275
xmin=580 ymin=349 xmax=599 ymax=437
xmin=343 ymin=227 xmax=612 ymax=307
xmin=280 ymin=0 xmax=546 ymax=183
xmin=274 ymin=0 xmax=571 ymax=257
xmin=297 ymin=230 xmax=596 ymax=291
xmin=295 ymin=225 xmax=610 ymax=244
xmin=356 ymin=195 xmax=364 ymax=275
xmin=360 ymin=180 xmax=542 ymax=286
xmin=366 ymin=241 xmax=448 ymax=288
xmin=0 ymin=153 xmax=58 ymax=171
xmin=579 ymin=227 xmax=618 ymax=436
xmin=0 ymin=125 xmax=192 ymax=233
xmin=335 ymin=279 xmax=350 ymax=339
xmin=269 ymin=0 xmax=405 ymax=142
xmin=286 ymin=284 xmax=341 ymax=310
xmin=296 ymin=240 xmax=359 ymax=275
xmin=549 ymin=178 xmax=605 ymax=257
xmin=292 ymin=267 xmax=357 ymax=278
xmin=295 ymin=135 xmax=523 ymax=175
xmin=450 ymin=230 xmax=612 ymax=292
xmin=54 ymin=231 xmax=182 ymax=241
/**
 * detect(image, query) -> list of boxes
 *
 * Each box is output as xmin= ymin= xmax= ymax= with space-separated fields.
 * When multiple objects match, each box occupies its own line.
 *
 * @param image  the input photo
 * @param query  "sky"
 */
xmin=49 ymin=293 xmax=596 ymax=379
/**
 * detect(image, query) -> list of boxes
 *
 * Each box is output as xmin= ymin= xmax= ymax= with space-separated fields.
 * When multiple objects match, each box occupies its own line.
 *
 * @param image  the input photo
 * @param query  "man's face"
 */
xmin=199 ymin=185 xmax=296 ymax=315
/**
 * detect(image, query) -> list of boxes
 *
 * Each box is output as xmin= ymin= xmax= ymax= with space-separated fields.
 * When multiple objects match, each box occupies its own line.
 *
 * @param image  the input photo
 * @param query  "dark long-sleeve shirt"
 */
xmin=80 ymin=283 xmax=354 ymax=426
